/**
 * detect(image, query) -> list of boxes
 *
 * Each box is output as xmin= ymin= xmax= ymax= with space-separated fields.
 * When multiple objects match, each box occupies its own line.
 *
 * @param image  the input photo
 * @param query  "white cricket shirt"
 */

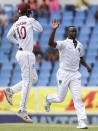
xmin=56 ymin=38 xmax=84 ymax=72
xmin=7 ymin=16 xmax=43 ymax=53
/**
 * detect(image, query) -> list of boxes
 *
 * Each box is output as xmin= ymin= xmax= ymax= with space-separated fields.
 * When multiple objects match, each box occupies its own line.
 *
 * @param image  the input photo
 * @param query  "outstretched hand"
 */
xmin=52 ymin=18 xmax=59 ymax=30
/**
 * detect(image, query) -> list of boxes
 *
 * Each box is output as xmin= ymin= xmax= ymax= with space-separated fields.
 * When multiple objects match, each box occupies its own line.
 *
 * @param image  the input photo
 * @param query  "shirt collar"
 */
xmin=66 ymin=38 xmax=73 ymax=43
xmin=66 ymin=38 xmax=78 ymax=44
xmin=19 ymin=16 xmax=28 ymax=20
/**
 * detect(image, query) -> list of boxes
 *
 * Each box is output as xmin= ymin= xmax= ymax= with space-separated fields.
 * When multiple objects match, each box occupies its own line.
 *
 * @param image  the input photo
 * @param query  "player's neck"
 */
xmin=68 ymin=37 xmax=77 ymax=47
xmin=68 ymin=37 xmax=76 ymax=41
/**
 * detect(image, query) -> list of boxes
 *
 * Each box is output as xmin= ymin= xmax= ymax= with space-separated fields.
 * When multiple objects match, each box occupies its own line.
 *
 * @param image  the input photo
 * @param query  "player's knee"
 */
xmin=23 ymin=80 xmax=30 ymax=87
xmin=58 ymin=96 xmax=64 ymax=102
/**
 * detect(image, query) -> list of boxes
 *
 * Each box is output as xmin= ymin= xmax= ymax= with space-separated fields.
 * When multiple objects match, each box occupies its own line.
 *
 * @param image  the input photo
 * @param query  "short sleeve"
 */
xmin=29 ymin=18 xmax=43 ymax=32
xmin=29 ymin=18 xmax=34 ymax=26
xmin=56 ymin=40 xmax=65 ymax=50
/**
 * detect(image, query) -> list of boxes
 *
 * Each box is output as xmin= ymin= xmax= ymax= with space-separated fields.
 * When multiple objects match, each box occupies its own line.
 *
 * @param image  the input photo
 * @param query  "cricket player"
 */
xmin=4 ymin=3 xmax=43 ymax=123
xmin=44 ymin=19 xmax=91 ymax=129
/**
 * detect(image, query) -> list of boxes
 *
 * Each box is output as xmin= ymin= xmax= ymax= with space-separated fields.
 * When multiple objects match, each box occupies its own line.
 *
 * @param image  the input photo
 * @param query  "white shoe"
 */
xmin=44 ymin=96 xmax=51 ymax=112
xmin=4 ymin=88 xmax=13 ymax=105
xmin=77 ymin=119 xmax=88 ymax=129
xmin=17 ymin=111 xmax=33 ymax=123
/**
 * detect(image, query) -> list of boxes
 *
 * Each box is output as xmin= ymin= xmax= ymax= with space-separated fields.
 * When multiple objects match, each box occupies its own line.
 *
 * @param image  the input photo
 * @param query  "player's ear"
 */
xmin=27 ymin=9 xmax=33 ymax=17
xmin=27 ymin=9 xmax=32 ymax=14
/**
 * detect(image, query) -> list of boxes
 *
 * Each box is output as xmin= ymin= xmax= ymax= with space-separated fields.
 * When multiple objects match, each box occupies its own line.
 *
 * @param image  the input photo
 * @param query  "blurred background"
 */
xmin=0 ymin=0 xmax=98 ymax=124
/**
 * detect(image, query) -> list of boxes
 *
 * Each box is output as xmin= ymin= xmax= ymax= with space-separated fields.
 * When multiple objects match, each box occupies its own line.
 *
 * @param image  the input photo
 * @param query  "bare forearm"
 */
xmin=80 ymin=57 xmax=91 ymax=72
xmin=48 ymin=29 xmax=57 ymax=47
xmin=80 ymin=57 xmax=88 ymax=67
xmin=81 ymin=60 xmax=89 ymax=68
xmin=48 ymin=18 xmax=59 ymax=47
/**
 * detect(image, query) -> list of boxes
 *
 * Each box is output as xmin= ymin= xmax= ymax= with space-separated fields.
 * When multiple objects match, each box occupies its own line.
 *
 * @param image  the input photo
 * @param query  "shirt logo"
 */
xmin=78 ymin=48 xmax=80 ymax=52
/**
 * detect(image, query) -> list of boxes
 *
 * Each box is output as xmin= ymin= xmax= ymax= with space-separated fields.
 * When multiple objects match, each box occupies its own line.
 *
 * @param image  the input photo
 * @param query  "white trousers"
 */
xmin=47 ymin=68 xmax=87 ymax=121
xmin=11 ymin=50 xmax=38 ymax=112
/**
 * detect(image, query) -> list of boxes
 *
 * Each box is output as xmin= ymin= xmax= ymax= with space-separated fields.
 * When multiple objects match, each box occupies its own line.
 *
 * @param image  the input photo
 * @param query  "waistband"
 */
xmin=19 ymin=48 xmax=33 ymax=53
xmin=59 ymin=68 xmax=78 ymax=72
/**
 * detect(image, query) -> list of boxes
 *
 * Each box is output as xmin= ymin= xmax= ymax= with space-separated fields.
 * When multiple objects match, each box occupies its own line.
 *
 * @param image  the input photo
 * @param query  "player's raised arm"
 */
xmin=7 ymin=25 xmax=19 ymax=46
xmin=80 ymin=57 xmax=91 ymax=72
xmin=32 ymin=18 xmax=43 ymax=32
xmin=48 ymin=18 xmax=59 ymax=48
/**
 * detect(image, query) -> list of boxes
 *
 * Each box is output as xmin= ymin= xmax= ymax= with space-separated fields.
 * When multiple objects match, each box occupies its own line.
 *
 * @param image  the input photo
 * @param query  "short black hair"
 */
xmin=66 ymin=26 xmax=76 ymax=33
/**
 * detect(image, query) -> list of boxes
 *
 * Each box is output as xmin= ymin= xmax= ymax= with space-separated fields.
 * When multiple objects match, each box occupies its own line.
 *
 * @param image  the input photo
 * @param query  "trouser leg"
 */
xmin=47 ymin=84 xmax=68 ymax=103
xmin=69 ymin=78 xmax=87 ymax=121
xmin=19 ymin=54 xmax=38 ymax=111
xmin=19 ymin=55 xmax=32 ymax=111
xmin=11 ymin=81 xmax=23 ymax=94
xmin=47 ymin=69 xmax=70 ymax=103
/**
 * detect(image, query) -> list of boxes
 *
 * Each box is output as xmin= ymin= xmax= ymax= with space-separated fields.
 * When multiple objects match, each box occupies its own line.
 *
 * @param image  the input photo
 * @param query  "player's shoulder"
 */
xmin=56 ymin=40 xmax=67 ymax=46
xmin=28 ymin=17 xmax=35 ymax=22
xmin=77 ymin=40 xmax=82 ymax=45
xmin=13 ymin=18 xmax=20 ymax=26
xmin=64 ymin=38 xmax=69 ymax=43
xmin=57 ymin=39 xmax=67 ymax=43
xmin=11 ymin=22 xmax=17 ymax=29
xmin=77 ymin=40 xmax=83 ymax=47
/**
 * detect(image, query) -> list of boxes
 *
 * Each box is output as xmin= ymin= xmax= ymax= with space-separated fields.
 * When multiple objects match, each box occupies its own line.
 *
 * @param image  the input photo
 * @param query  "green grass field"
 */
xmin=0 ymin=124 xmax=98 ymax=131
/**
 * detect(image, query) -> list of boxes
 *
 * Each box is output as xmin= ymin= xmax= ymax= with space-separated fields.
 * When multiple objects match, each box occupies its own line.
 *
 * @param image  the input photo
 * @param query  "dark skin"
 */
xmin=48 ymin=18 xmax=91 ymax=73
